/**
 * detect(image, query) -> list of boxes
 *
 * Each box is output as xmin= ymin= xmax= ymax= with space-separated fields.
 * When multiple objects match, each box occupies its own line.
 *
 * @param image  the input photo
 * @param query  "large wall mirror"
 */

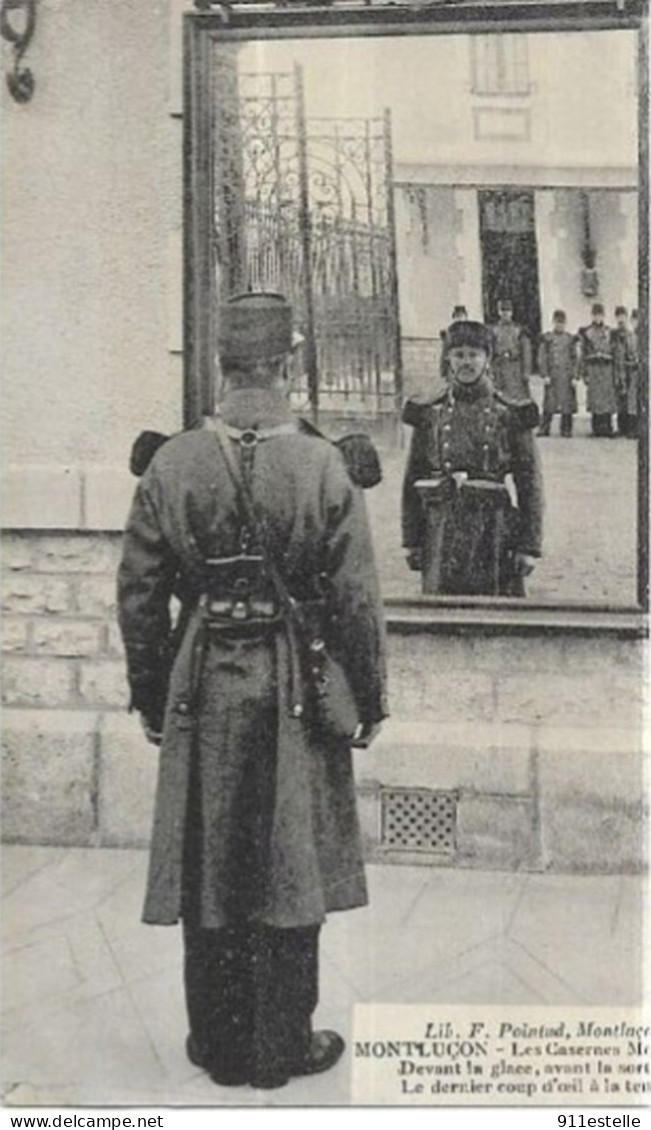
xmin=183 ymin=0 xmax=648 ymax=614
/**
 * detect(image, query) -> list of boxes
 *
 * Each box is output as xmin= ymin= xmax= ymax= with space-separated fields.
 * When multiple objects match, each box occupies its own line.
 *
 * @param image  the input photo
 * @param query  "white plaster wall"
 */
xmin=1 ymin=0 xmax=183 ymax=473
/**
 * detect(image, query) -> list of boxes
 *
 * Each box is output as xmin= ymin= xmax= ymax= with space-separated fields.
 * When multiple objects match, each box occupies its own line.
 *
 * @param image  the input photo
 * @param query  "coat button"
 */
xmin=176 ymin=702 xmax=190 ymax=716
xmin=291 ymin=703 xmax=304 ymax=718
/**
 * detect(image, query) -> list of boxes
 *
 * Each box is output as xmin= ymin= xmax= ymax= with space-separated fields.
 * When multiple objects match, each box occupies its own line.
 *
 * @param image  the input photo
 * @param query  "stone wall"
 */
xmin=2 ymin=531 xmax=645 ymax=873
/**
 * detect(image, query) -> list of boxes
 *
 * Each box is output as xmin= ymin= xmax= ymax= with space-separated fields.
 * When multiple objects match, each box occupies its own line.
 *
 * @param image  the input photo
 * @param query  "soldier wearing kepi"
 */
xmin=402 ymin=320 xmax=543 ymax=596
xmin=578 ymin=302 xmax=617 ymax=436
xmin=489 ymin=297 xmax=533 ymax=400
xmin=611 ymin=305 xmax=638 ymax=438
xmin=117 ymin=292 xmax=387 ymax=1091
xmin=537 ymin=310 xmax=579 ymax=437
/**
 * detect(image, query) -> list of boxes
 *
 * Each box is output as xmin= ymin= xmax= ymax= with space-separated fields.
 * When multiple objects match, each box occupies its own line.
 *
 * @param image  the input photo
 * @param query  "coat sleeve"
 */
xmin=537 ymin=337 xmax=548 ymax=379
xmin=509 ymin=422 xmax=544 ymax=557
xmin=321 ymin=452 xmax=388 ymax=726
xmin=520 ymin=330 xmax=533 ymax=377
xmin=116 ymin=466 xmax=179 ymax=727
xmin=401 ymin=421 xmax=431 ymax=550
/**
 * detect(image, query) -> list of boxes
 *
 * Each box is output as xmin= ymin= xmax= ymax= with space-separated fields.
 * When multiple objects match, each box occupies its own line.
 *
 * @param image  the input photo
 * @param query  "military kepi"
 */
xmin=446 ymin=319 xmax=493 ymax=353
xmin=217 ymin=292 xmax=293 ymax=366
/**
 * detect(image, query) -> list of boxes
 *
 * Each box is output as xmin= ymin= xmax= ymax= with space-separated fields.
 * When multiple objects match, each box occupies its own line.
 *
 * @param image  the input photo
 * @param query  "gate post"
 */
xmin=384 ymin=108 xmax=404 ymax=427
xmin=295 ymin=63 xmax=319 ymax=423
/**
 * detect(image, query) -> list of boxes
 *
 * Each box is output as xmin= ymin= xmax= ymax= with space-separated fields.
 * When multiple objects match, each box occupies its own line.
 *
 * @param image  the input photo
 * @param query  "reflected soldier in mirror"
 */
xmin=439 ymin=305 xmax=468 ymax=381
xmin=537 ymin=310 xmax=580 ymax=438
xmin=611 ymin=305 xmax=639 ymax=438
xmin=401 ymin=320 xmax=543 ymax=597
xmin=578 ymin=302 xmax=617 ymax=437
xmin=489 ymin=298 xmax=533 ymax=400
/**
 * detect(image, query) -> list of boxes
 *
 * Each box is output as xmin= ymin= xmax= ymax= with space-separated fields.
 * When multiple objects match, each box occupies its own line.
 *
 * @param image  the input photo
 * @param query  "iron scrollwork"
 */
xmin=1 ymin=0 xmax=36 ymax=103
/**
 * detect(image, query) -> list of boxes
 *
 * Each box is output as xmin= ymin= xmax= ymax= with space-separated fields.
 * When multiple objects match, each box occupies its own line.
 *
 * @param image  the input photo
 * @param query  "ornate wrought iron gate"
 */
xmin=213 ymin=50 xmax=402 ymax=419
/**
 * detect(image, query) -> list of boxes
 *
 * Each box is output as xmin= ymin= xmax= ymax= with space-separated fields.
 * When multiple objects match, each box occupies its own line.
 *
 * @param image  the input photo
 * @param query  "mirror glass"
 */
xmin=209 ymin=27 xmax=639 ymax=605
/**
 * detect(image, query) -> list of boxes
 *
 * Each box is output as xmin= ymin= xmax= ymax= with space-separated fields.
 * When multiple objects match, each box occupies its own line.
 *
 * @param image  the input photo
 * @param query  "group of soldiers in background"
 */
xmin=441 ymin=298 xmax=640 ymax=439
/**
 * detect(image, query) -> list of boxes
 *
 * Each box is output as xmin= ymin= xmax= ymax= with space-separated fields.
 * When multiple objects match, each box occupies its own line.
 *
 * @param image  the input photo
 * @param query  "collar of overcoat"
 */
xmin=217 ymin=388 xmax=295 ymax=431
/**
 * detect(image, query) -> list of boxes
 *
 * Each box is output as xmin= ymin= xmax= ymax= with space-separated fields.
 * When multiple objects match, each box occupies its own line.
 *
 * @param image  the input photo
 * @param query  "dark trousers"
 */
xmin=591 ymin=413 xmax=613 ymax=436
xmin=540 ymin=411 xmax=573 ymax=436
xmin=183 ymin=915 xmax=320 ymax=1084
xmin=617 ymin=412 xmax=637 ymax=438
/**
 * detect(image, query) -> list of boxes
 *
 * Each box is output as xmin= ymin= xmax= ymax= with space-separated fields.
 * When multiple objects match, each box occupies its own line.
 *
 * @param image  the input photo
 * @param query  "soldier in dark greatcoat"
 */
xmin=117 ymin=292 xmax=387 ymax=1091
xmin=577 ymin=302 xmax=617 ymax=436
xmin=439 ymin=305 xmax=468 ymax=381
xmin=401 ymin=320 xmax=543 ymax=596
xmin=611 ymin=305 xmax=638 ymax=438
xmin=489 ymin=297 xmax=533 ymax=400
xmin=537 ymin=310 xmax=579 ymax=437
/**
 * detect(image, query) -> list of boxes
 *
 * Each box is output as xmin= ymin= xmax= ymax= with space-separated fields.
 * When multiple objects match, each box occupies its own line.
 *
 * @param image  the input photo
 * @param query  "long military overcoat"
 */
xmin=117 ymin=388 xmax=388 ymax=931
xmin=537 ymin=330 xmax=578 ymax=415
xmin=489 ymin=323 xmax=532 ymax=400
xmin=578 ymin=323 xmax=617 ymax=414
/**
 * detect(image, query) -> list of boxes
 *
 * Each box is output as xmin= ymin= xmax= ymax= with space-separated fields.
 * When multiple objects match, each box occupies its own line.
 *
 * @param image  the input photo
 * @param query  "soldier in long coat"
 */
xmin=537 ymin=310 xmax=579 ymax=437
xmin=489 ymin=298 xmax=533 ymax=400
xmin=611 ymin=305 xmax=638 ymax=438
xmin=577 ymin=302 xmax=617 ymax=436
xmin=117 ymin=292 xmax=387 ymax=1091
xmin=402 ymin=320 xmax=543 ymax=596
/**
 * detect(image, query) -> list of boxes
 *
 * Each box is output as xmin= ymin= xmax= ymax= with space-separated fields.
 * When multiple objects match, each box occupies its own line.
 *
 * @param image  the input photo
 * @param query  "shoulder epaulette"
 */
xmin=401 ymin=395 xmax=440 ymax=427
xmin=130 ymin=431 xmax=171 ymax=476
xmin=494 ymin=392 xmax=540 ymax=430
xmin=298 ymin=417 xmax=382 ymax=489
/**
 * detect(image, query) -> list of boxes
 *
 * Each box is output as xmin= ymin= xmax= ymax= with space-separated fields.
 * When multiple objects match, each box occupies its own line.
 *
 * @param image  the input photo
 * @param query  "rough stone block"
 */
xmin=471 ymin=635 xmax=561 ymax=675
xmin=32 ymin=620 xmax=102 ymax=658
xmin=540 ymin=798 xmax=645 ymax=873
xmin=497 ymin=674 xmax=644 ymax=729
xmin=0 ymin=536 xmax=34 ymax=571
xmin=75 ymin=577 xmax=118 ymax=618
xmin=78 ymin=662 xmax=129 ymax=708
xmin=456 ymin=795 xmax=535 ymax=869
xmin=561 ymin=635 xmax=644 ymax=676
xmin=353 ymin=780 xmax=381 ymax=858
xmin=33 ymin=534 xmax=122 ymax=575
xmin=1 ymin=618 xmax=29 ymax=653
xmin=355 ymin=719 xmax=532 ymax=795
xmin=2 ymin=658 xmax=73 ymax=707
xmin=1 ymin=709 xmax=97 ymax=844
xmin=389 ymin=640 xmax=494 ymax=721
xmin=537 ymin=728 xmax=644 ymax=806
xmin=84 ymin=467 xmax=136 ymax=531
xmin=106 ymin=623 xmax=125 ymax=657
xmin=97 ymin=713 xmax=158 ymax=846
xmin=1 ymin=466 xmax=82 ymax=530
xmin=1 ymin=575 xmax=71 ymax=615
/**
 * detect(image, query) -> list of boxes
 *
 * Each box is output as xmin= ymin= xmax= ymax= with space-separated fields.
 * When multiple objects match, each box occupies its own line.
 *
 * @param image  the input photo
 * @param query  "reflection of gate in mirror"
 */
xmin=213 ymin=47 xmax=402 ymax=417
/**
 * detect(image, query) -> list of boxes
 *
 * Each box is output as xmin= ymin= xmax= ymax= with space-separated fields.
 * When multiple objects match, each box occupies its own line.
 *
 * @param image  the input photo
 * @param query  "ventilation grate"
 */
xmin=380 ymin=787 xmax=457 ymax=854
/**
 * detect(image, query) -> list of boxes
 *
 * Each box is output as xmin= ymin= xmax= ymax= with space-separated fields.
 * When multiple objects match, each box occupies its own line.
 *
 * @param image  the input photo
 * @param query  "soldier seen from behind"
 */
xmin=489 ymin=297 xmax=533 ymax=400
xmin=577 ymin=302 xmax=617 ymax=436
xmin=117 ymin=292 xmax=388 ymax=1092
xmin=537 ymin=310 xmax=579 ymax=437
xmin=401 ymin=319 xmax=543 ymax=597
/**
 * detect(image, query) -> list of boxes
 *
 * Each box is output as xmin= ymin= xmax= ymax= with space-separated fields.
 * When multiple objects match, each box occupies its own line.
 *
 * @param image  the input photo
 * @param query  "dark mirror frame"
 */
xmin=182 ymin=0 xmax=649 ymax=627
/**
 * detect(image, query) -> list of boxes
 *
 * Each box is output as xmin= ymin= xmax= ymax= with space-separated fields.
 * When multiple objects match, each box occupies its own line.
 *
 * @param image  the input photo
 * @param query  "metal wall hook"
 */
xmin=1 ymin=0 xmax=36 ymax=103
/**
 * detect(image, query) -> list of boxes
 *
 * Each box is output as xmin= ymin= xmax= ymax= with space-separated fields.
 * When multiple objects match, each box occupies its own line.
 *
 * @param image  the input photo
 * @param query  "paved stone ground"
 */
xmin=365 ymin=402 xmax=638 ymax=605
xmin=2 ymin=846 xmax=644 ymax=1107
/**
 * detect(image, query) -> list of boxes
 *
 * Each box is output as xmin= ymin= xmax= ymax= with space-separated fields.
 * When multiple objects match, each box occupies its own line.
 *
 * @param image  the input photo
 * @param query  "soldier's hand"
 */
xmin=542 ymin=376 xmax=551 ymax=386
xmin=139 ymin=713 xmax=163 ymax=746
xmin=514 ymin=552 xmax=537 ymax=577
xmin=406 ymin=547 xmax=422 ymax=572
xmin=351 ymin=721 xmax=382 ymax=749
